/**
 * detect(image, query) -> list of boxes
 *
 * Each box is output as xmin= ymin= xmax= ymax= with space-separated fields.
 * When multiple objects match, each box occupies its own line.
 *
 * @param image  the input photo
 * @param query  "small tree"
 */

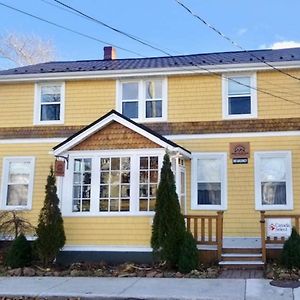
xmin=281 ymin=227 xmax=300 ymax=269
xmin=35 ymin=166 xmax=66 ymax=266
xmin=178 ymin=231 xmax=199 ymax=273
xmin=5 ymin=233 xmax=32 ymax=268
xmin=151 ymin=153 xmax=187 ymax=268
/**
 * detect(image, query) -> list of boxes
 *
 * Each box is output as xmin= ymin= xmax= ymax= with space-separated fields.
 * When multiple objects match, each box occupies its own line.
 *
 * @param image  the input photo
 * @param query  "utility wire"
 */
xmin=0 ymin=2 xmax=144 ymax=57
xmin=175 ymin=0 xmax=300 ymax=82
xmin=1 ymin=2 xmax=299 ymax=106
xmin=51 ymin=0 xmax=172 ymax=56
xmin=46 ymin=0 xmax=300 ymax=103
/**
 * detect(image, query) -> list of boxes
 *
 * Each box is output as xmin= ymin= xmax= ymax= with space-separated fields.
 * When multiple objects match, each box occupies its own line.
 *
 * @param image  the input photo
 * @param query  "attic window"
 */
xmin=34 ymin=82 xmax=65 ymax=125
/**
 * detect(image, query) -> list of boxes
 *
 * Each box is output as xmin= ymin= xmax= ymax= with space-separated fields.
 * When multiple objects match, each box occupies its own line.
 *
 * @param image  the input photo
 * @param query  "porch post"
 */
xmin=260 ymin=211 xmax=266 ymax=263
xmin=217 ymin=211 xmax=224 ymax=261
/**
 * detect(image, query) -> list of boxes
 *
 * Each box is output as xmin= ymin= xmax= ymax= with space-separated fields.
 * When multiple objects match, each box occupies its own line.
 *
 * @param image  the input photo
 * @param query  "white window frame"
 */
xmin=191 ymin=153 xmax=227 ymax=210
xmin=254 ymin=151 xmax=293 ymax=211
xmin=1 ymin=156 xmax=35 ymax=210
xmin=222 ymin=73 xmax=257 ymax=120
xmin=116 ymin=78 xmax=168 ymax=122
xmin=61 ymin=149 xmax=164 ymax=216
xmin=34 ymin=82 xmax=65 ymax=125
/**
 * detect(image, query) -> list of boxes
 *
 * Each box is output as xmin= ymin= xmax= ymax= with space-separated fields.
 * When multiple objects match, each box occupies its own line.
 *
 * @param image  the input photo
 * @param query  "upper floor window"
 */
xmin=117 ymin=78 xmax=167 ymax=122
xmin=222 ymin=74 xmax=257 ymax=119
xmin=254 ymin=151 xmax=293 ymax=210
xmin=34 ymin=82 xmax=65 ymax=125
xmin=1 ymin=157 xmax=35 ymax=210
xmin=191 ymin=153 xmax=227 ymax=210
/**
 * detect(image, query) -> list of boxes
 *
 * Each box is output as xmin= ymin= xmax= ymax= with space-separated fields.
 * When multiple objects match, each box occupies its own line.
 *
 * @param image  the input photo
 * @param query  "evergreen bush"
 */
xmin=35 ymin=166 xmax=66 ymax=266
xmin=281 ymin=227 xmax=300 ymax=269
xmin=5 ymin=233 xmax=32 ymax=268
xmin=178 ymin=230 xmax=199 ymax=273
xmin=151 ymin=153 xmax=194 ymax=268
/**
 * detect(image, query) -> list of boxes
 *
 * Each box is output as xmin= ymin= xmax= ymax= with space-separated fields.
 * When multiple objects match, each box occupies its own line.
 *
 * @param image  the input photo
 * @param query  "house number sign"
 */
xmin=230 ymin=142 xmax=250 ymax=164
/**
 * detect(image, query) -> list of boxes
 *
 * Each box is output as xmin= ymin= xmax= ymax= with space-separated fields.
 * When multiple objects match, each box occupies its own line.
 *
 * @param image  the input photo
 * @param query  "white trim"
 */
xmin=191 ymin=152 xmax=227 ymax=211
xmin=62 ymin=245 xmax=152 ymax=252
xmin=1 ymin=156 xmax=35 ymax=210
xmin=254 ymin=151 xmax=293 ymax=211
xmin=61 ymin=149 xmax=164 ymax=217
xmin=116 ymin=78 xmax=168 ymax=122
xmin=53 ymin=112 xmax=191 ymax=158
xmin=34 ymin=82 xmax=65 ymax=125
xmin=222 ymin=73 xmax=257 ymax=120
xmin=1 ymin=61 xmax=300 ymax=82
xmin=165 ymin=130 xmax=300 ymax=140
xmin=0 ymin=138 xmax=65 ymax=144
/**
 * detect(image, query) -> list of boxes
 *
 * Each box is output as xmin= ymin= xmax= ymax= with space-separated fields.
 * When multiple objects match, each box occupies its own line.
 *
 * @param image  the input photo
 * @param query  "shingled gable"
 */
xmin=53 ymin=110 xmax=191 ymax=157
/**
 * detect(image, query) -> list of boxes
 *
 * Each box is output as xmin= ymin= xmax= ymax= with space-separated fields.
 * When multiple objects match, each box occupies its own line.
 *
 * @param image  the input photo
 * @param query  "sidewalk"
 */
xmin=0 ymin=276 xmax=298 ymax=300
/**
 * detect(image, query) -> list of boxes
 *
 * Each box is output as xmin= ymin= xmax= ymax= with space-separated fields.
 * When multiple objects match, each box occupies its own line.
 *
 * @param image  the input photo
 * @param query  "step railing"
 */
xmin=184 ymin=211 xmax=224 ymax=261
xmin=260 ymin=211 xmax=300 ymax=263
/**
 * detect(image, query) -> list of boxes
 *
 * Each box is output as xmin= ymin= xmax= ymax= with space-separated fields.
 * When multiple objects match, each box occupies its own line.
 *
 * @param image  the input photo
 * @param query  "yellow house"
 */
xmin=0 ymin=46 xmax=300 ymax=266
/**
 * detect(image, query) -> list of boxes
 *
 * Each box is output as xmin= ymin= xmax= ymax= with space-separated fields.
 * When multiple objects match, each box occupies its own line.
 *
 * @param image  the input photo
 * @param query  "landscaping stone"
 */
xmin=23 ymin=267 xmax=35 ymax=276
xmin=7 ymin=268 xmax=22 ymax=276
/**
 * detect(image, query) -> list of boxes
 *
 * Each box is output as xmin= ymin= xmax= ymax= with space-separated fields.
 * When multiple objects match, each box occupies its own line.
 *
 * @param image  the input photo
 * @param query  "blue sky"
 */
xmin=0 ymin=0 xmax=300 ymax=64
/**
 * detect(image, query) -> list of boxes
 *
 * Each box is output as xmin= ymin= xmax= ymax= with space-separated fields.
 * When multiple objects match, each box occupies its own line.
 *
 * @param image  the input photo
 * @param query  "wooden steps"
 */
xmin=219 ymin=248 xmax=264 ymax=269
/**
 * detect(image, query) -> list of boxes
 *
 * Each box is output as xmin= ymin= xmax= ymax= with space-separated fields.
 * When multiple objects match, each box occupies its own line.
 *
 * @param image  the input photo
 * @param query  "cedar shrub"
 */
xmin=151 ymin=153 xmax=198 ymax=270
xmin=35 ymin=166 xmax=66 ymax=266
xmin=178 ymin=231 xmax=199 ymax=273
xmin=5 ymin=233 xmax=32 ymax=268
xmin=281 ymin=227 xmax=300 ymax=269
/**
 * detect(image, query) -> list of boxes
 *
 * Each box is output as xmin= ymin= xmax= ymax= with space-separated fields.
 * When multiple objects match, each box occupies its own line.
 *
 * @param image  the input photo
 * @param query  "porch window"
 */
xmin=139 ymin=156 xmax=159 ymax=211
xmin=65 ymin=151 xmax=163 ymax=216
xmin=1 ymin=157 xmax=35 ymax=210
xmin=191 ymin=153 xmax=227 ymax=210
xmin=99 ymin=157 xmax=131 ymax=212
xmin=254 ymin=151 xmax=293 ymax=210
xmin=72 ymin=158 xmax=92 ymax=212
xmin=118 ymin=78 xmax=167 ymax=122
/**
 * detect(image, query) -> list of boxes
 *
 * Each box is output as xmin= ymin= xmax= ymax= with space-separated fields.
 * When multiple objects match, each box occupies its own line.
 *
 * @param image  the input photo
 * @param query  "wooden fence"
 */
xmin=184 ymin=212 xmax=223 ymax=260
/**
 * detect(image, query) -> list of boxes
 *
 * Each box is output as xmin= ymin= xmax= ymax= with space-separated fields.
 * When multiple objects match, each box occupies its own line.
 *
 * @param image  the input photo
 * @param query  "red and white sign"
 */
xmin=267 ymin=218 xmax=292 ymax=238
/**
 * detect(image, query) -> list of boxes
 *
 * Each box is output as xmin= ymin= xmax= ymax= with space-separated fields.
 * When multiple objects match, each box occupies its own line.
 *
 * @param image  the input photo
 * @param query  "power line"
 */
xmin=175 ymin=0 xmax=300 ymax=82
xmin=51 ymin=0 xmax=172 ymax=56
xmin=0 ymin=1 xmax=144 ymax=57
xmin=1 ymin=2 xmax=299 ymax=106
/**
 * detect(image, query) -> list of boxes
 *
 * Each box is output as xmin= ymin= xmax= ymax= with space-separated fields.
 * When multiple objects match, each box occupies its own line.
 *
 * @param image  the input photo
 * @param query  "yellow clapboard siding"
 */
xmin=176 ymin=135 xmax=300 ymax=237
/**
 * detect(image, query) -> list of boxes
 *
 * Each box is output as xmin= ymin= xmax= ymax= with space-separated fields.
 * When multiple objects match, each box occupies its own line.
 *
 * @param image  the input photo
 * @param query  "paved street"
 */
xmin=0 ymin=277 xmax=298 ymax=299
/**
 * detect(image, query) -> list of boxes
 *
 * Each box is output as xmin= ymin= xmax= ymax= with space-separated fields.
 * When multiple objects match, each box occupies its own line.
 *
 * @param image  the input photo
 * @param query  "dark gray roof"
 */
xmin=1 ymin=47 xmax=300 ymax=76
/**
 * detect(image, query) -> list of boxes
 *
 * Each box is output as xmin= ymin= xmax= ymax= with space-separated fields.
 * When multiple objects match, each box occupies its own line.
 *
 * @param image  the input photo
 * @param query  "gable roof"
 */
xmin=1 ymin=47 xmax=300 ymax=77
xmin=53 ymin=110 xmax=191 ymax=157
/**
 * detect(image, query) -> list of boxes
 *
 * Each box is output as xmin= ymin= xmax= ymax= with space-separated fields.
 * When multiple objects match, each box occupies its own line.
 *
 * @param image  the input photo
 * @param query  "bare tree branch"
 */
xmin=0 ymin=32 xmax=56 ymax=67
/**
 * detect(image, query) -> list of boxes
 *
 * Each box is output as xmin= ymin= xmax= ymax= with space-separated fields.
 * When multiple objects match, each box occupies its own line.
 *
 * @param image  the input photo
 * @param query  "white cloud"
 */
xmin=237 ymin=28 xmax=248 ymax=36
xmin=261 ymin=41 xmax=300 ymax=49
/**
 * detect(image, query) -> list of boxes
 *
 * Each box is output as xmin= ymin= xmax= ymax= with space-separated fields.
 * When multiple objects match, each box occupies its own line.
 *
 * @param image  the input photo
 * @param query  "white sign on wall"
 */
xmin=267 ymin=218 xmax=292 ymax=238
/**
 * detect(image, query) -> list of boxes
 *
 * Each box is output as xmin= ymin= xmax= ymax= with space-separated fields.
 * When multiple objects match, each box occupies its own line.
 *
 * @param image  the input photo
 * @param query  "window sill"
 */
xmin=255 ymin=205 xmax=293 ymax=211
xmin=62 ymin=212 xmax=155 ymax=217
xmin=223 ymin=114 xmax=257 ymax=120
xmin=34 ymin=120 xmax=64 ymax=126
xmin=191 ymin=204 xmax=227 ymax=211
xmin=1 ymin=206 xmax=31 ymax=211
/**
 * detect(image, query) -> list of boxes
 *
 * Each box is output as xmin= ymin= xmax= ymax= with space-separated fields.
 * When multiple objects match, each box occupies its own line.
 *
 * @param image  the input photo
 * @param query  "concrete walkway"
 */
xmin=0 ymin=277 xmax=298 ymax=299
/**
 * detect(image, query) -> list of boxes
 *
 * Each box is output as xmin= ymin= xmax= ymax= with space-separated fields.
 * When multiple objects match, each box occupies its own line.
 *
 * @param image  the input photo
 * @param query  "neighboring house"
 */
xmin=0 ymin=46 xmax=300 ymax=265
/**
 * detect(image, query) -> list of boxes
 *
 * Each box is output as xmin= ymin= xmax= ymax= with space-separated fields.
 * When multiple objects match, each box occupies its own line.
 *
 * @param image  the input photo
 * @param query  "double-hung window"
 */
xmin=191 ymin=153 xmax=227 ymax=210
xmin=222 ymin=74 xmax=257 ymax=119
xmin=118 ymin=79 xmax=167 ymax=122
xmin=1 ymin=157 xmax=35 ymax=210
xmin=34 ymin=82 xmax=65 ymax=124
xmin=254 ymin=151 xmax=293 ymax=210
